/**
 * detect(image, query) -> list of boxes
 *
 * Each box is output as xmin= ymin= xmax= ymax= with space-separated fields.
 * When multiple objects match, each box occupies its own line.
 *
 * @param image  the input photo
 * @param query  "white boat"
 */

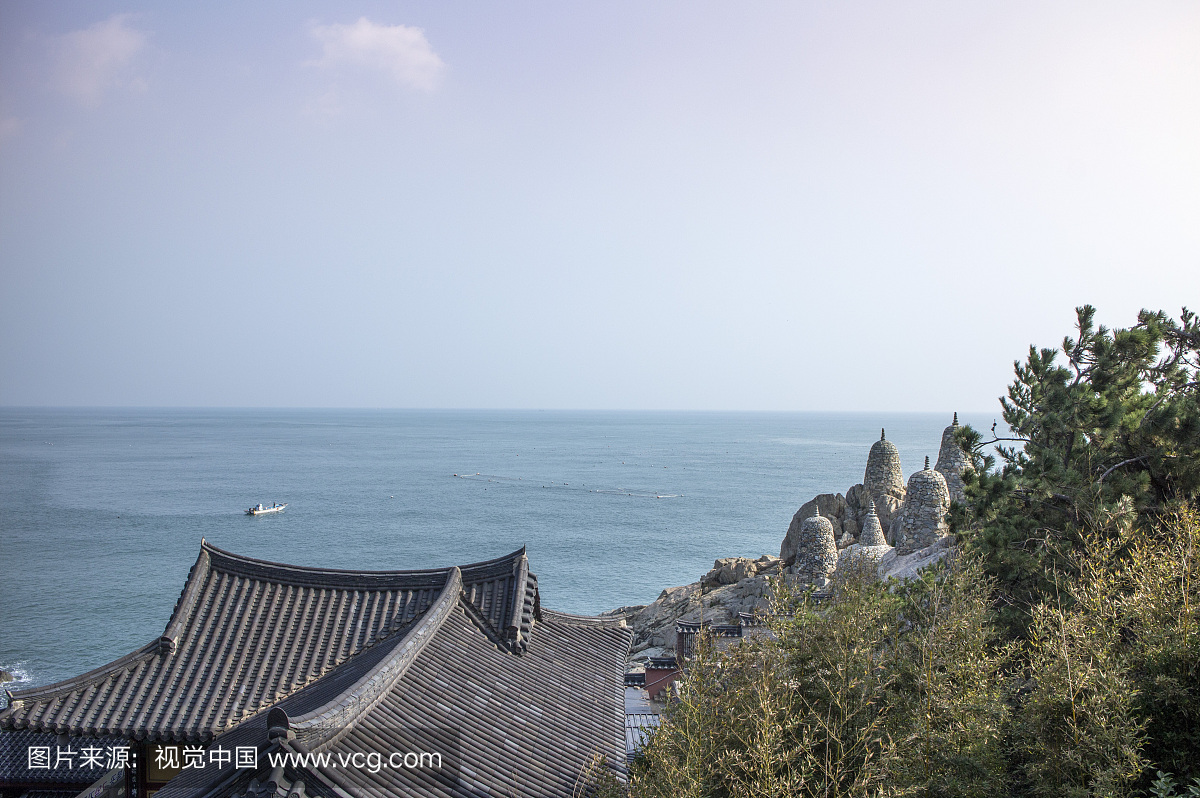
xmin=246 ymin=502 xmax=287 ymax=516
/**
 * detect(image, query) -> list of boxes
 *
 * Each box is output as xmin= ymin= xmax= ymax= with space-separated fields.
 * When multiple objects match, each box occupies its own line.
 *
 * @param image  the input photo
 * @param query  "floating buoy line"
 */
xmin=451 ymin=472 xmax=682 ymax=499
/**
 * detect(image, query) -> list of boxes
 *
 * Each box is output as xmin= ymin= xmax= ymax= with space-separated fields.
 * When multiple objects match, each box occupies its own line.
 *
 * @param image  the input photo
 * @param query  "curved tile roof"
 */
xmin=1 ymin=541 xmax=538 ymax=742
xmin=159 ymin=599 xmax=631 ymax=798
xmin=323 ymin=607 xmax=629 ymax=797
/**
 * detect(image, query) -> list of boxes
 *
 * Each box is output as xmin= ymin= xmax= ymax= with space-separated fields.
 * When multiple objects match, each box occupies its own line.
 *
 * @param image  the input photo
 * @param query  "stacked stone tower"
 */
xmin=858 ymin=500 xmax=888 ymax=547
xmin=794 ymin=507 xmax=838 ymax=583
xmin=892 ymin=456 xmax=951 ymax=554
xmin=935 ymin=412 xmax=970 ymax=504
xmin=863 ymin=429 xmax=906 ymax=530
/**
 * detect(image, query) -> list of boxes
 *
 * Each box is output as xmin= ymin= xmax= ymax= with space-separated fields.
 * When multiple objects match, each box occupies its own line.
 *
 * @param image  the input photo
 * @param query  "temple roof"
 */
xmin=154 ymin=600 xmax=630 ymax=798
xmin=151 ymin=558 xmax=629 ymax=797
xmin=0 ymin=540 xmax=542 ymax=742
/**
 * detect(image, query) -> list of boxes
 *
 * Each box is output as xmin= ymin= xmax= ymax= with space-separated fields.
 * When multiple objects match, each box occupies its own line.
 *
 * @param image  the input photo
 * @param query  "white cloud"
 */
xmin=310 ymin=18 xmax=444 ymax=92
xmin=54 ymin=14 xmax=148 ymax=107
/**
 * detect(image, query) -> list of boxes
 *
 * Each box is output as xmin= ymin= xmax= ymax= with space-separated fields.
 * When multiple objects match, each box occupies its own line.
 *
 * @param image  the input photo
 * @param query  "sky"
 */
xmin=1 ymin=2 xmax=1197 ymax=411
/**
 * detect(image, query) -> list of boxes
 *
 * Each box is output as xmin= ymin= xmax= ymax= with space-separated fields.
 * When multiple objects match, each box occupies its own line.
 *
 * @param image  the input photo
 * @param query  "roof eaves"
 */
xmin=0 ymin=640 xmax=161 ymax=729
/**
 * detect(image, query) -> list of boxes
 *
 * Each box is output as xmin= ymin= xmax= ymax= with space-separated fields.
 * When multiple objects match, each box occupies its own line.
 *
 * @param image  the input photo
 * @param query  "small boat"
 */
xmin=246 ymin=502 xmax=287 ymax=516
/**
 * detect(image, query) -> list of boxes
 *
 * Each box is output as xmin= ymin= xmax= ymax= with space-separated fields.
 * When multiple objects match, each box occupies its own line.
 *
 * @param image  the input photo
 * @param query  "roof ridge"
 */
xmin=506 ymin=552 xmax=531 ymax=648
xmin=159 ymin=543 xmax=214 ymax=652
xmin=202 ymin=539 xmax=450 ymax=579
xmin=539 ymin=608 xmax=628 ymax=627
xmin=201 ymin=540 xmax=529 ymax=587
xmin=458 ymin=544 xmax=526 ymax=568
xmin=455 ymin=546 xmax=529 ymax=581
xmin=458 ymin=590 xmax=512 ymax=650
xmin=286 ymin=567 xmax=464 ymax=752
xmin=456 ymin=554 xmax=541 ymax=654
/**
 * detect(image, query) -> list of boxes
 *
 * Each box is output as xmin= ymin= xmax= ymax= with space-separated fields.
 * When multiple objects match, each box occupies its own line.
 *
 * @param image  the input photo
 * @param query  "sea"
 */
xmin=0 ymin=408 xmax=993 ymax=694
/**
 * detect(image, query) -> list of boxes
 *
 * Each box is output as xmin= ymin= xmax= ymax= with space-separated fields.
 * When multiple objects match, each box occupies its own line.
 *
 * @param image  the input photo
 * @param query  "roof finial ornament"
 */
xmin=267 ymin=707 xmax=293 ymax=742
xmin=881 ymin=428 xmax=886 ymax=441
xmin=924 ymin=456 xmax=930 ymax=469
xmin=953 ymin=412 xmax=958 ymax=426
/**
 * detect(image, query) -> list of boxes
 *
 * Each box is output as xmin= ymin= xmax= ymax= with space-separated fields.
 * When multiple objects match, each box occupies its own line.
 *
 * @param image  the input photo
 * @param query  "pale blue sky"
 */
xmin=1 ymin=2 xmax=1197 ymax=410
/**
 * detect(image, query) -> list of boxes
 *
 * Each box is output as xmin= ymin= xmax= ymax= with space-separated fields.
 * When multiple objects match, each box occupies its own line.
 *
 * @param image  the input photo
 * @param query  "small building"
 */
xmin=675 ymin=613 xmax=769 ymax=661
xmin=643 ymin=657 xmax=679 ymax=701
xmin=1 ymin=541 xmax=631 ymax=797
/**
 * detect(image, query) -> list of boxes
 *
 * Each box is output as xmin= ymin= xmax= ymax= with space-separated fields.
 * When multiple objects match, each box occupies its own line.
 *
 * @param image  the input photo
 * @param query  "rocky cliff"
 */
xmin=609 ymin=415 xmax=971 ymax=663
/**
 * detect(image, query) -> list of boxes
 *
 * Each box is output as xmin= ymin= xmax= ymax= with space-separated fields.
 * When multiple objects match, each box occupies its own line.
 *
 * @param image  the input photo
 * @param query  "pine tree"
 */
xmin=960 ymin=305 xmax=1200 ymax=639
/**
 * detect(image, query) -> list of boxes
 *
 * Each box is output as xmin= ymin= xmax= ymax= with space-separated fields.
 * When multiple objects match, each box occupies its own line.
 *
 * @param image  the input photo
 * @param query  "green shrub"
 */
xmin=633 ymin=556 xmax=1010 ymax=797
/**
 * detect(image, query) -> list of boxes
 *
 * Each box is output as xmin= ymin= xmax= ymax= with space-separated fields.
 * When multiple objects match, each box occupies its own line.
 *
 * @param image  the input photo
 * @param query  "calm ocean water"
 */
xmin=0 ymin=409 xmax=990 ymax=691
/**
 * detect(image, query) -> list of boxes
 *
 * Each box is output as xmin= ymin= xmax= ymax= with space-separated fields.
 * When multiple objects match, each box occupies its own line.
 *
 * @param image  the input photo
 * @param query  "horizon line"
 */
xmin=0 ymin=405 xmax=998 ymax=415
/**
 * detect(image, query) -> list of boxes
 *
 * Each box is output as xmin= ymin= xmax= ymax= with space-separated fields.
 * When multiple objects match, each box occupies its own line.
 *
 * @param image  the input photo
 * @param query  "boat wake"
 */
xmin=453 ymin=472 xmax=682 ymax=499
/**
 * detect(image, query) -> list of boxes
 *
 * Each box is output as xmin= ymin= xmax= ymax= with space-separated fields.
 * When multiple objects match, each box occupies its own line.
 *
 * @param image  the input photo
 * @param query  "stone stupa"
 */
xmin=793 ymin=506 xmax=838 ymax=583
xmin=892 ymin=456 xmax=950 ymax=554
xmin=840 ymin=498 xmax=893 ymax=569
xmin=858 ymin=499 xmax=889 ymax=547
xmin=935 ymin=412 xmax=970 ymax=505
xmin=862 ymin=428 xmax=905 ymax=531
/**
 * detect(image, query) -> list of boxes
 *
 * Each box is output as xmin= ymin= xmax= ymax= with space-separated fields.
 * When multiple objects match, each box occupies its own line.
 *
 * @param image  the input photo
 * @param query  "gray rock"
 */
xmin=844 ymin=483 xmax=869 ymax=536
xmin=600 ymin=605 xmax=646 ymax=619
xmin=876 ymin=535 xmax=952 ymax=580
xmin=0 ymin=669 xmax=13 ymax=684
xmin=875 ymin=493 xmax=905 ymax=533
xmin=849 ymin=483 xmax=903 ymax=534
xmin=701 ymin=555 xmax=781 ymax=589
xmin=621 ymin=561 xmax=784 ymax=656
xmin=850 ymin=480 xmax=902 ymax=533
xmin=630 ymin=646 xmax=669 ymax=663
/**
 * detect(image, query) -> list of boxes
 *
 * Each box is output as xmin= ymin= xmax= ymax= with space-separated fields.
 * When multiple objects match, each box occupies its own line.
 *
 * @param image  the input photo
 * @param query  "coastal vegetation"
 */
xmin=630 ymin=306 xmax=1200 ymax=797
